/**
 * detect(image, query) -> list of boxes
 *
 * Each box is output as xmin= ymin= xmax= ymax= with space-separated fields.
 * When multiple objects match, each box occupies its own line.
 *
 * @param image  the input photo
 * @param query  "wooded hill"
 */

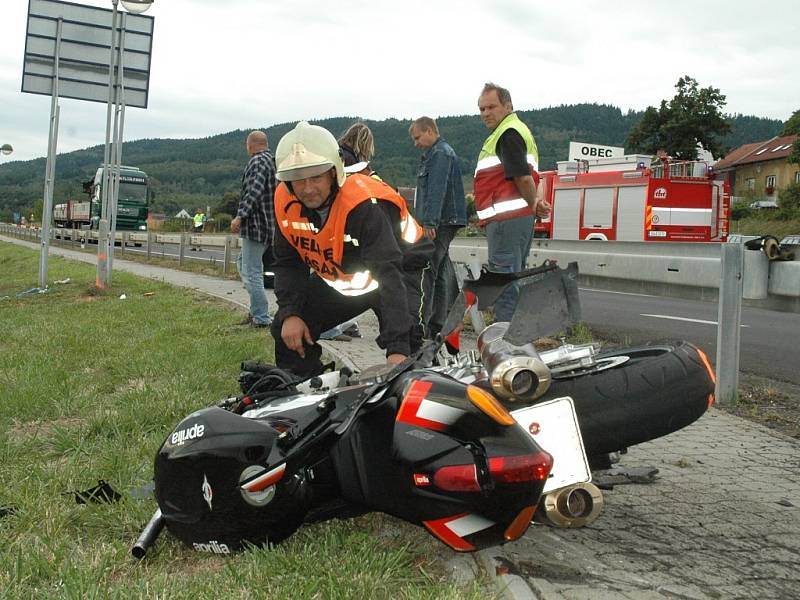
xmin=0 ymin=104 xmax=783 ymax=218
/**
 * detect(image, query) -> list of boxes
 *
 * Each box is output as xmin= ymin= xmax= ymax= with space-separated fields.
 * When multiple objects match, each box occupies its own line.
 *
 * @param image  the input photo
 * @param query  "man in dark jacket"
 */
xmin=410 ymin=116 xmax=467 ymax=338
xmin=270 ymin=122 xmax=432 ymax=377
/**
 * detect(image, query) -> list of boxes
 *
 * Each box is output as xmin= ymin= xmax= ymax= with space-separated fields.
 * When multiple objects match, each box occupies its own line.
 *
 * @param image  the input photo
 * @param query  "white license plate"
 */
xmin=511 ymin=396 xmax=591 ymax=493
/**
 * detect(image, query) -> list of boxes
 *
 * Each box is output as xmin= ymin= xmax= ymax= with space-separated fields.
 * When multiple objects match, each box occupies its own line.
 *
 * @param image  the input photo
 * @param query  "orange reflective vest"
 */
xmin=474 ymin=113 xmax=539 ymax=226
xmin=275 ymin=174 xmax=424 ymax=296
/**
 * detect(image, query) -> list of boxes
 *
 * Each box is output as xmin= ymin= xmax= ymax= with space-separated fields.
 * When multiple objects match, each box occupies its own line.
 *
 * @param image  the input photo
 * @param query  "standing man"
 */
xmin=410 ymin=116 xmax=467 ymax=339
xmin=192 ymin=207 xmax=206 ymax=233
xmin=231 ymin=130 xmax=276 ymax=328
xmin=475 ymin=82 xmax=550 ymax=321
xmin=270 ymin=121 xmax=432 ymax=377
xmin=190 ymin=207 xmax=206 ymax=251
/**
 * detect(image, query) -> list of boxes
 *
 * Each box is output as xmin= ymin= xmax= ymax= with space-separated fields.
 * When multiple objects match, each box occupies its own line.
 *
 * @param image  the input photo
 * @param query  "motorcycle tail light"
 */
xmin=504 ymin=505 xmax=536 ymax=541
xmin=466 ymin=385 xmax=515 ymax=426
xmin=433 ymin=464 xmax=481 ymax=492
xmin=488 ymin=451 xmax=553 ymax=484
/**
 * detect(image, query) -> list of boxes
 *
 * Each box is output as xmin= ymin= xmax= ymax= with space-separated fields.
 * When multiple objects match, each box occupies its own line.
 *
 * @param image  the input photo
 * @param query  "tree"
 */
xmin=626 ymin=76 xmax=731 ymax=160
xmin=783 ymin=110 xmax=800 ymax=165
xmin=782 ymin=109 xmax=800 ymax=135
xmin=778 ymin=182 xmax=800 ymax=218
xmin=217 ymin=191 xmax=240 ymax=216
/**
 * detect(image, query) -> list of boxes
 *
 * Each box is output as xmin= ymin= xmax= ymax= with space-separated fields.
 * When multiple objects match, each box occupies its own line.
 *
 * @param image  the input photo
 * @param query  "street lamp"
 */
xmin=1 ymin=144 xmax=12 ymax=156
xmin=97 ymin=0 xmax=154 ymax=288
xmin=120 ymin=0 xmax=154 ymax=13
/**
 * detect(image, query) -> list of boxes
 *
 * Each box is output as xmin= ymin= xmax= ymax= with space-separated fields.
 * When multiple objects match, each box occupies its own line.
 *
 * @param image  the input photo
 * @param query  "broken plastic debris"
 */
xmin=119 ymin=294 xmax=127 ymax=300
xmin=143 ymin=292 xmax=155 ymax=297
xmin=16 ymin=287 xmax=48 ymax=298
xmin=54 ymin=278 xmax=71 ymax=284
xmin=73 ymin=480 xmax=122 ymax=505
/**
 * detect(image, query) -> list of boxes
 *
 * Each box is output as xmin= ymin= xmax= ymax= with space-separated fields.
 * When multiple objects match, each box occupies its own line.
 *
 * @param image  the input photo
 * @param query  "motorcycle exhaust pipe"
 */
xmin=477 ymin=322 xmax=551 ymax=401
xmin=131 ymin=508 xmax=164 ymax=560
xmin=536 ymin=482 xmax=604 ymax=528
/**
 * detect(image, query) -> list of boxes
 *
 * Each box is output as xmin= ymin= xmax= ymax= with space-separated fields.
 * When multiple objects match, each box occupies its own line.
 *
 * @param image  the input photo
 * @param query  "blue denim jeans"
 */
xmin=485 ymin=215 xmax=535 ymax=322
xmin=422 ymin=225 xmax=459 ymax=338
xmin=237 ymin=237 xmax=270 ymax=325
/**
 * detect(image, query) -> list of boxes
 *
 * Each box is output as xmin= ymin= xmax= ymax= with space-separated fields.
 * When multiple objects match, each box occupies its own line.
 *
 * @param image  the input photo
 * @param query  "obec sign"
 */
xmin=568 ymin=142 xmax=624 ymax=162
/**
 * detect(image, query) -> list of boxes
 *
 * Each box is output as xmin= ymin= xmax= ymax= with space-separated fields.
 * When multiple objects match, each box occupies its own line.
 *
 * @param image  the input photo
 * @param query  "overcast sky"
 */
xmin=1 ymin=0 xmax=798 ymax=163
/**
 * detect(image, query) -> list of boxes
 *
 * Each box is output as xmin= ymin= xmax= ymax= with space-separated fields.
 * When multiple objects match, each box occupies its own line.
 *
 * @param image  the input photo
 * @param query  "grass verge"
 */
xmin=0 ymin=242 xmax=487 ymax=600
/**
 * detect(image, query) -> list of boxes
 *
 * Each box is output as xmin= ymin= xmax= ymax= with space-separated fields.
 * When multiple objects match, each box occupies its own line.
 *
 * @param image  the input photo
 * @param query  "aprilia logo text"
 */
xmin=171 ymin=423 xmax=205 ymax=446
xmin=192 ymin=540 xmax=231 ymax=554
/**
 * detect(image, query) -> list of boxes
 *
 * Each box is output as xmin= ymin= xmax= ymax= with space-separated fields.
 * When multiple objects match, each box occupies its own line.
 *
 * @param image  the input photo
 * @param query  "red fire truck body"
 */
xmin=534 ymin=155 xmax=729 ymax=242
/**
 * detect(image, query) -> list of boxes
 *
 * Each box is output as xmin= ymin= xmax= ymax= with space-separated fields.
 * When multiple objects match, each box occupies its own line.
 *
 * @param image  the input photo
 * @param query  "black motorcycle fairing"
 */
xmin=438 ymin=261 xmax=581 ymax=355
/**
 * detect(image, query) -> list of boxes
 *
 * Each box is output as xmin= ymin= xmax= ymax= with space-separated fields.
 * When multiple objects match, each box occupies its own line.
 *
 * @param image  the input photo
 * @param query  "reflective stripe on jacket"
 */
xmin=275 ymin=174 xmax=423 ymax=296
xmin=474 ymin=113 xmax=539 ymax=226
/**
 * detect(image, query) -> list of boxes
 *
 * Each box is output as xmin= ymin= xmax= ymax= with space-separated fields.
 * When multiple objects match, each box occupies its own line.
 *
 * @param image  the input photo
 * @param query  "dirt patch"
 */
xmin=720 ymin=373 xmax=800 ymax=439
xmin=7 ymin=416 xmax=87 ymax=443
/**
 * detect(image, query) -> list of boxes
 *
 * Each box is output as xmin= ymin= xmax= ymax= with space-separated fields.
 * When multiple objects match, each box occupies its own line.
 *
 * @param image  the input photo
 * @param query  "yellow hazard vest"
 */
xmin=474 ymin=113 xmax=539 ymax=226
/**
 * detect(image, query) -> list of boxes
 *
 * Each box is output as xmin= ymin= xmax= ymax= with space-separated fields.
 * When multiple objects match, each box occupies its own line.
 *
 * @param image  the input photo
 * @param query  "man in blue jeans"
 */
xmin=410 ymin=116 xmax=467 ymax=338
xmin=474 ymin=83 xmax=550 ymax=321
xmin=231 ymin=130 xmax=276 ymax=327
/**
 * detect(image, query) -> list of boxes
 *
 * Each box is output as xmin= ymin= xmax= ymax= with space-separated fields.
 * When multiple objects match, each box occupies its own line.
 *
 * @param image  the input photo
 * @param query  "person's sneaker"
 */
xmin=250 ymin=319 xmax=272 ymax=329
xmin=238 ymin=315 xmax=253 ymax=326
xmin=342 ymin=323 xmax=362 ymax=338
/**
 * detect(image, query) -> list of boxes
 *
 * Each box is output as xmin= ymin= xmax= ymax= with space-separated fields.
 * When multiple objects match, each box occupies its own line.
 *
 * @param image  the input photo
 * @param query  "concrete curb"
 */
xmin=476 ymin=549 xmax=541 ymax=600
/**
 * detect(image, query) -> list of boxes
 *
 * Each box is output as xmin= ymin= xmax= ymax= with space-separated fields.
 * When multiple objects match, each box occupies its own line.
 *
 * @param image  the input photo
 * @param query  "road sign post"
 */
xmin=22 ymin=0 xmax=154 ymax=289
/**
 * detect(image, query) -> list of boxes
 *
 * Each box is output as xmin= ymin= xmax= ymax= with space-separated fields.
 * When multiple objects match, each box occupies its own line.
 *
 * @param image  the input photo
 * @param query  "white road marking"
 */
xmin=640 ymin=314 xmax=749 ymax=327
xmin=580 ymin=287 xmax=658 ymax=298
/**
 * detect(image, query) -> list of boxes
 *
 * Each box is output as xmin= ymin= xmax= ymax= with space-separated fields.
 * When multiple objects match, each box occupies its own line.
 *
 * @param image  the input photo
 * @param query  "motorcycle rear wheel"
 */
xmin=535 ymin=341 xmax=714 ymax=456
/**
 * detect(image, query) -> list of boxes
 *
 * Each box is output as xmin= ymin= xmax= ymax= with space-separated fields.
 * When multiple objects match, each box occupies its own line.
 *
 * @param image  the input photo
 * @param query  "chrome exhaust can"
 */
xmin=537 ymin=482 xmax=604 ymax=528
xmin=477 ymin=322 xmax=551 ymax=401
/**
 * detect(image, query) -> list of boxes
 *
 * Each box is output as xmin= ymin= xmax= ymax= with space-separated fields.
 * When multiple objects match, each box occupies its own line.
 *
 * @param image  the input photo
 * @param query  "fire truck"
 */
xmin=534 ymin=154 xmax=729 ymax=242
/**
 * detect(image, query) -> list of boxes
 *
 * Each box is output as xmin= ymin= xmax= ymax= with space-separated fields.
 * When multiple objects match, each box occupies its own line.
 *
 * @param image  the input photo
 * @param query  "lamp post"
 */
xmin=121 ymin=0 xmax=155 ymax=13
xmin=96 ymin=0 xmax=154 ymax=288
xmin=0 ymin=144 xmax=12 ymax=156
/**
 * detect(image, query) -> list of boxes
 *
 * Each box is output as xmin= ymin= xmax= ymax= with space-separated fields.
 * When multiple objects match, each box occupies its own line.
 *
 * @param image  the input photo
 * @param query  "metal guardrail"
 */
xmin=2 ymin=223 xmax=798 ymax=312
xmin=0 ymin=224 xmax=241 ymax=273
xmin=450 ymin=237 xmax=799 ymax=312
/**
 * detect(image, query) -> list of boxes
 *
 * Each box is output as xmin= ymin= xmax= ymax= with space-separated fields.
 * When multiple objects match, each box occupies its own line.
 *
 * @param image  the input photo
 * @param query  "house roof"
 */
xmin=715 ymin=135 xmax=798 ymax=170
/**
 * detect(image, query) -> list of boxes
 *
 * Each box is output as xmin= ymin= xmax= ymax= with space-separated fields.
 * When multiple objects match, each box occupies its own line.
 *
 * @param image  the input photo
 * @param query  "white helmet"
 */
xmin=275 ymin=121 xmax=345 ymax=187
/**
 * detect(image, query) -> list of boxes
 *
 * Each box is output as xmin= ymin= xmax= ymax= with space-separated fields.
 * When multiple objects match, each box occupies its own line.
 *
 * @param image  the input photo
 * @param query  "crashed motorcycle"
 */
xmin=133 ymin=262 xmax=716 ymax=558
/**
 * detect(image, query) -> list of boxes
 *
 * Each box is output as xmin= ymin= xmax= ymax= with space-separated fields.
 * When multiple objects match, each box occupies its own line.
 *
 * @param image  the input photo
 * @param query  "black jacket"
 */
xmin=273 ymin=196 xmax=432 ymax=356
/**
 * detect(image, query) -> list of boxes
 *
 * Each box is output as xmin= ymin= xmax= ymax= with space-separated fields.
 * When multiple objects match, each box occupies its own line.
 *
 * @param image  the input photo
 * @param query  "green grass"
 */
xmin=0 ymin=242 xmax=487 ymax=600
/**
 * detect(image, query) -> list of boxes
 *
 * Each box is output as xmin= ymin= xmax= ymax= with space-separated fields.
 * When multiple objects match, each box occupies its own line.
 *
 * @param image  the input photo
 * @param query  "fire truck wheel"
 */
xmin=537 ymin=341 xmax=714 ymax=456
